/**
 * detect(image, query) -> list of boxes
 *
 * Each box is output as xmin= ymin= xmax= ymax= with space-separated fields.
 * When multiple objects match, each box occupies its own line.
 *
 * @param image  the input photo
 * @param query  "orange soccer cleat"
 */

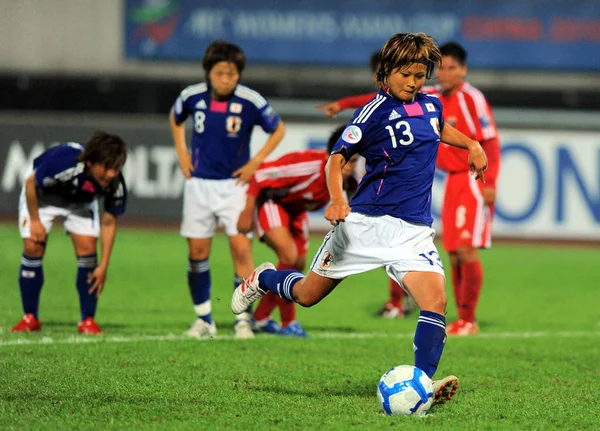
xmin=11 ymin=314 xmax=42 ymax=332
xmin=446 ymin=319 xmax=479 ymax=336
xmin=78 ymin=317 xmax=103 ymax=335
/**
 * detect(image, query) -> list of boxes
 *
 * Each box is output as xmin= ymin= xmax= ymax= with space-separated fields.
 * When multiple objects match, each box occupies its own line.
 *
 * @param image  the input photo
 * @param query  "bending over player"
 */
xmin=12 ymin=131 xmax=128 ymax=334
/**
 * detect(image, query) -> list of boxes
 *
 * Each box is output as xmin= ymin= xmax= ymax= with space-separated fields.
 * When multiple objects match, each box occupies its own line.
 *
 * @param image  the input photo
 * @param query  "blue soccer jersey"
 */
xmin=172 ymin=83 xmax=281 ymax=180
xmin=33 ymin=143 xmax=127 ymax=216
xmin=331 ymin=90 xmax=444 ymax=226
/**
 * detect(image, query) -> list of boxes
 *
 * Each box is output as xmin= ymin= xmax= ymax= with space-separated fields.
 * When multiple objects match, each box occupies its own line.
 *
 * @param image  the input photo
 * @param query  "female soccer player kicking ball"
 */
xmin=232 ymin=32 xmax=487 ymax=405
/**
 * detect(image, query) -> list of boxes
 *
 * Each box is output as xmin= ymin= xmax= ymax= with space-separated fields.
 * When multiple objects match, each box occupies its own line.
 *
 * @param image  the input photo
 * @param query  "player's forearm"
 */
xmin=169 ymin=110 xmax=188 ymax=157
xmin=252 ymin=121 xmax=285 ymax=164
xmin=98 ymin=212 xmax=118 ymax=269
xmin=325 ymin=154 xmax=346 ymax=203
xmin=25 ymin=174 xmax=41 ymax=221
xmin=440 ymin=124 xmax=479 ymax=151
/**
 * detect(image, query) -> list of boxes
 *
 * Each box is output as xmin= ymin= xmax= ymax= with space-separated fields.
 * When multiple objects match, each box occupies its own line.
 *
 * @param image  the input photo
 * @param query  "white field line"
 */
xmin=1 ymin=330 xmax=599 ymax=347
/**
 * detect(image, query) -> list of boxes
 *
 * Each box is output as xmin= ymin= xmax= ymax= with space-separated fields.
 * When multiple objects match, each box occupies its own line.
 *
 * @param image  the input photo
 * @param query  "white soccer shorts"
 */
xmin=18 ymin=188 xmax=100 ymax=238
xmin=310 ymin=212 xmax=445 ymax=287
xmin=180 ymin=177 xmax=249 ymax=238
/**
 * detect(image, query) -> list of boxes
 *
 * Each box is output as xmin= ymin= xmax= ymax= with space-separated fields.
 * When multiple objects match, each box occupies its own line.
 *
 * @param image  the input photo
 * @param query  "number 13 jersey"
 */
xmin=331 ymin=90 xmax=445 ymax=227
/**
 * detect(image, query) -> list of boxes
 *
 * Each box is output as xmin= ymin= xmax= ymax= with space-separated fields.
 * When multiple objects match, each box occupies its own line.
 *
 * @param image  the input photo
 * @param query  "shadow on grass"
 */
xmin=251 ymin=380 xmax=375 ymax=399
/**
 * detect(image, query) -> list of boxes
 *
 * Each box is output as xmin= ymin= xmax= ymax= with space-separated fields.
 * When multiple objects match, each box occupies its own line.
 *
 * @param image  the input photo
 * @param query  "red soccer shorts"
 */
xmin=256 ymin=200 xmax=309 ymax=256
xmin=441 ymin=172 xmax=494 ymax=252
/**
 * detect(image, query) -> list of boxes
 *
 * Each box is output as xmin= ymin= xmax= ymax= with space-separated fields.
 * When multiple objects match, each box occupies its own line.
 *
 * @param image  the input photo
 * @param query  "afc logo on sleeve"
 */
xmin=342 ymin=125 xmax=362 ymax=144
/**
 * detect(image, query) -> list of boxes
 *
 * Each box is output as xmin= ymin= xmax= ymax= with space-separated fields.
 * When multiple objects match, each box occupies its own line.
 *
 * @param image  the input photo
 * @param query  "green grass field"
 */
xmin=1 ymin=223 xmax=599 ymax=430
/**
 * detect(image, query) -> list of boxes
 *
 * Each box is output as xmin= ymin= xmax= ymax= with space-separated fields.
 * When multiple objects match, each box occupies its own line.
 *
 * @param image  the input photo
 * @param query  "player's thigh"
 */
xmin=180 ymin=178 xmax=218 ymax=239
xmin=386 ymin=219 xmax=446 ymax=310
xmin=289 ymin=212 xmax=310 ymax=261
xmin=215 ymin=179 xmax=249 ymax=237
xmin=454 ymin=174 xmax=491 ymax=250
xmin=293 ymin=270 xmax=342 ymax=307
xmin=64 ymin=201 xmax=100 ymax=238
xmin=264 ymin=227 xmax=298 ymax=265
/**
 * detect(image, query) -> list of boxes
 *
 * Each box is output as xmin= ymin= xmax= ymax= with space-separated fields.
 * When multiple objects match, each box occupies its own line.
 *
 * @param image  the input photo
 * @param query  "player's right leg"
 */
xmin=12 ymin=193 xmax=55 ymax=332
xmin=185 ymin=237 xmax=216 ymax=338
xmin=180 ymin=178 xmax=219 ymax=338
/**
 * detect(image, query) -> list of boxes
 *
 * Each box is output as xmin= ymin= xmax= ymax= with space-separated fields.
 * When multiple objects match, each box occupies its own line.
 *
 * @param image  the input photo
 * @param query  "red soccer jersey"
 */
xmin=433 ymin=82 xmax=500 ymax=186
xmin=247 ymin=150 xmax=330 ymax=213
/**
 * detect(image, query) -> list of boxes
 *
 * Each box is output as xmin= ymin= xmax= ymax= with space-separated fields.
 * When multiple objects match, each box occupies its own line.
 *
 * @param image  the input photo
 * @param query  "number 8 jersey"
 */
xmin=172 ymin=83 xmax=281 ymax=180
xmin=331 ymin=90 xmax=445 ymax=227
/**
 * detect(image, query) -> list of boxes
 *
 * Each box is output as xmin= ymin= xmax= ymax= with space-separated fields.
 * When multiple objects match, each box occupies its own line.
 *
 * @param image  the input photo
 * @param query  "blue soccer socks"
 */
xmin=18 ymin=254 xmax=44 ymax=319
xmin=76 ymin=254 xmax=98 ymax=321
xmin=414 ymin=311 xmax=447 ymax=379
xmin=188 ymin=258 xmax=212 ymax=324
xmin=258 ymin=269 xmax=304 ymax=302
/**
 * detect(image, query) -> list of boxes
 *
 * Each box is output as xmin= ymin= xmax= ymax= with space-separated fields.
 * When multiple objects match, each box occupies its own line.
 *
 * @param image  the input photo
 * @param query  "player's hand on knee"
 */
xmin=88 ymin=266 xmax=107 ymax=297
xmin=325 ymin=202 xmax=351 ymax=226
xmin=30 ymin=220 xmax=47 ymax=244
xmin=237 ymin=210 xmax=254 ymax=234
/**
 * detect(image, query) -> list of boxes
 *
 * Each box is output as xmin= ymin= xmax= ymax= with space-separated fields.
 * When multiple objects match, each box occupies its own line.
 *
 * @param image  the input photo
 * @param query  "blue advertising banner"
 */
xmin=125 ymin=0 xmax=600 ymax=70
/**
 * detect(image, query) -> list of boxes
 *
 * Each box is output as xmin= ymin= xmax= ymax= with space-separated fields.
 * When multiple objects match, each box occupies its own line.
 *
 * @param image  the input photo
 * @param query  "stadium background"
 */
xmin=1 ymin=0 xmax=599 ymax=241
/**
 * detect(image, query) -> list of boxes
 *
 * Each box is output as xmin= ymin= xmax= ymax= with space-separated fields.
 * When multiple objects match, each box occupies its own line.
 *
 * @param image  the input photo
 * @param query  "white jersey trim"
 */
xmin=235 ymin=85 xmax=268 ymax=109
xmin=353 ymin=94 xmax=386 ymax=124
xmin=180 ymin=83 xmax=208 ymax=102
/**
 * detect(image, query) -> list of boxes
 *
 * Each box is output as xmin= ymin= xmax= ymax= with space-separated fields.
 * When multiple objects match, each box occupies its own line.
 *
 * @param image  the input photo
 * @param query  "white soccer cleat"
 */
xmin=234 ymin=319 xmax=255 ymax=339
xmin=230 ymin=262 xmax=276 ymax=315
xmin=185 ymin=318 xmax=217 ymax=338
xmin=432 ymin=375 xmax=459 ymax=405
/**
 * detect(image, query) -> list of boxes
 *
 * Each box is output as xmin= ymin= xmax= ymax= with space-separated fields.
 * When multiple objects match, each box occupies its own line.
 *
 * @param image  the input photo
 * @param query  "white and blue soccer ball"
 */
xmin=377 ymin=365 xmax=434 ymax=416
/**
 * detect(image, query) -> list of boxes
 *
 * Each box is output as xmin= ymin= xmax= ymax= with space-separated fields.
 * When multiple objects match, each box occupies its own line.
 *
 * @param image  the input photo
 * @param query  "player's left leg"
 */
xmin=70 ymin=233 xmax=102 ymax=334
xmin=67 ymin=202 xmax=103 ymax=334
xmin=231 ymin=266 xmax=341 ymax=314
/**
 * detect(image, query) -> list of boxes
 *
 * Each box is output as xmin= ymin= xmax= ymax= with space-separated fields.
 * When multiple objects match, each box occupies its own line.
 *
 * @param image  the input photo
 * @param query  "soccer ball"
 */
xmin=377 ymin=365 xmax=434 ymax=416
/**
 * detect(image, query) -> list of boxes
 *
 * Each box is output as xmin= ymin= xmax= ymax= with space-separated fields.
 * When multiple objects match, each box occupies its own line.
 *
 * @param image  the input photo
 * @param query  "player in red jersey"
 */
xmin=317 ymin=43 xmax=501 ymax=333
xmin=432 ymin=42 xmax=501 ymax=335
xmin=237 ymin=125 xmax=359 ymax=336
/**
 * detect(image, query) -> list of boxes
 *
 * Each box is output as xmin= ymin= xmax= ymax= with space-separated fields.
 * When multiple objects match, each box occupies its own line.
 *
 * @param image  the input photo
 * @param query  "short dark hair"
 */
xmin=79 ymin=131 xmax=128 ymax=170
xmin=439 ymin=42 xmax=467 ymax=65
xmin=326 ymin=124 xmax=347 ymax=155
xmin=202 ymin=40 xmax=246 ymax=75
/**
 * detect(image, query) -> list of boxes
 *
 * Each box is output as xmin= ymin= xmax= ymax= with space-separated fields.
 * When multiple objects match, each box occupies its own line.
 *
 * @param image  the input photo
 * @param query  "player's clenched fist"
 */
xmin=325 ymin=201 xmax=351 ymax=226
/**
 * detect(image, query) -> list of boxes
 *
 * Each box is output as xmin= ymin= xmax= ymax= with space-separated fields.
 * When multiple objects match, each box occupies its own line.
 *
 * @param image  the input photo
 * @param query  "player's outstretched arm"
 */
xmin=233 ymin=121 xmax=285 ymax=183
xmin=324 ymin=153 xmax=351 ymax=226
xmin=24 ymin=173 xmax=46 ymax=243
xmin=440 ymin=123 xmax=488 ymax=183
xmin=169 ymin=109 xmax=193 ymax=179
xmin=88 ymin=212 xmax=118 ymax=297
